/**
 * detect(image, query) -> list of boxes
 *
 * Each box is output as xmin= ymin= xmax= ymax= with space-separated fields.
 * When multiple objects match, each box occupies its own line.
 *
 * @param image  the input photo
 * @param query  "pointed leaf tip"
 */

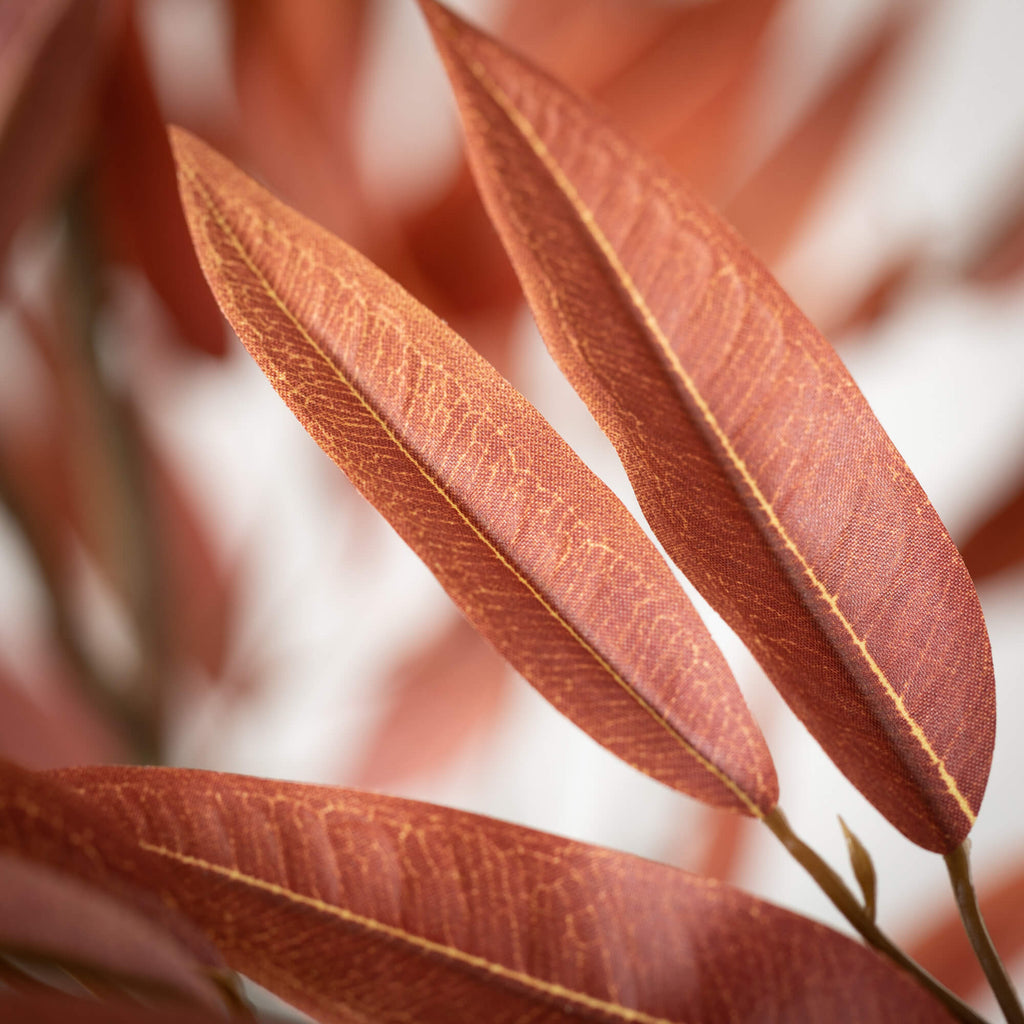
xmin=169 ymin=126 xmax=777 ymax=815
xmin=419 ymin=0 xmax=995 ymax=852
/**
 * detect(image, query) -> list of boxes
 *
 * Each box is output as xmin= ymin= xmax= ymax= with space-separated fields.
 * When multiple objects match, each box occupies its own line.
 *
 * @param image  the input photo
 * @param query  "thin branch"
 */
xmin=765 ymin=807 xmax=987 ymax=1024
xmin=945 ymin=842 xmax=1024 ymax=1024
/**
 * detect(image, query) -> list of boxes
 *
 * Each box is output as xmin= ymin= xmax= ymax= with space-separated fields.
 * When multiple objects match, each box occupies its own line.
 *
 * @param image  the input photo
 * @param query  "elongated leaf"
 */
xmin=724 ymin=6 xmax=916 ymax=265
xmin=0 ymin=854 xmax=224 ymax=1009
xmin=3 ymin=764 xmax=950 ymax=1024
xmin=419 ymin=0 xmax=995 ymax=852
xmin=94 ymin=9 xmax=226 ymax=357
xmin=0 ymin=994 xmax=235 ymax=1024
xmin=171 ymin=127 xmax=776 ymax=816
xmin=959 ymin=476 xmax=1024 ymax=584
xmin=0 ymin=0 xmax=118 ymax=261
xmin=351 ymin=613 xmax=510 ymax=789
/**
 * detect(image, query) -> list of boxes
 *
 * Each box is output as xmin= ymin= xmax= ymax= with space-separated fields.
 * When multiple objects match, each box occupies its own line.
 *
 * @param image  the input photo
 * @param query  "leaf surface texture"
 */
xmin=171 ymin=127 xmax=776 ymax=815
xmin=418 ymin=0 xmax=995 ymax=852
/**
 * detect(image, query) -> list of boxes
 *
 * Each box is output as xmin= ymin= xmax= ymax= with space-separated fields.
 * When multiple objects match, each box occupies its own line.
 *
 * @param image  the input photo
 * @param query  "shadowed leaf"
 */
xmin=171 ymin=127 xmax=777 ymax=815
xmin=0 ymin=0 xmax=119 ymax=262
xmin=0 ymin=993 xmax=238 ymax=1024
xmin=959 ymin=475 xmax=1024 ymax=584
xmin=351 ymin=614 xmax=510 ymax=789
xmin=725 ymin=6 xmax=917 ymax=265
xmin=0 ymin=854 xmax=226 ymax=1009
xmin=419 ymin=0 xmax=995 ymax=853
xmin=6 ymin=764 xmax=951 ymax=1024
xmin=94 ymin=9 xmax=226 ymax=357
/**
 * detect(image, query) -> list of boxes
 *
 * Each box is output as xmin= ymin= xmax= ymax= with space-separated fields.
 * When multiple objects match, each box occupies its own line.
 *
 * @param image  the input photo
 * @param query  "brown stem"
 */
xmin=945 ymin=842 xmax=1024 ymax=1024
xmin=64 ymin=170 xmax=168 ymax=763
xmin=765 ymin=808 xmax=988 ymax=1024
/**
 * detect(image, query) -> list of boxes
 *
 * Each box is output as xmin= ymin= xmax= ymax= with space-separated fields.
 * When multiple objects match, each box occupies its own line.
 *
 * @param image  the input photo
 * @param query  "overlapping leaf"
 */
xmin=0 ymin=764 xmax=950 ymax=1023
xmin=171 ymin=127 xmax=776 ymax=815
xmin=0 ymin=854 xmax=225 ymax=1009
xmin=418 ymin=0 xmax=995 ymax=852
xmin=0 ymin=0 xmax=120 ymax=262
xmin=94 ymin=8 xmax=225 ymax=357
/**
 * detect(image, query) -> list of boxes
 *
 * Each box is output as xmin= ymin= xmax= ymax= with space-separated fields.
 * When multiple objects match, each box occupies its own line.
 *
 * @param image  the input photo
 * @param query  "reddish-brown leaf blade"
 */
xmin=228 ymin=0 xmax=370 ymax=245
xmin=27 ymin=765 xmax=953 ymax=1024
xmin=724 ymin=6 xmax=916 ymax=265
xmin=419 ymin=0 xmax=995 ymax=852
xmin=94 ymin=9 xmax=226 ymax=357
xmin=959 ymin=476 xmax=1024 ymax=584
xmin=350 ymin=614 xmax=510 ymax=789
xmin=0 ymin=854 xmax=225 ymax=1009
xmin=0 ymin=0 xmax=118 ymax=261
xmin=171 ymin=127 xmax=776 ymax=816
xmin=0 ymin=993 xmax=237 ymax=1024
xmin=0 ymin=762 xmax=229 ymax=981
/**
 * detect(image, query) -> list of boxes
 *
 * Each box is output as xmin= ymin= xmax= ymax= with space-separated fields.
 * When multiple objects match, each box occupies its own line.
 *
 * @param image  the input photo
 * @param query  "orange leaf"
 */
xmin=419 ymin=0 xmax=994 ymax=852
xmin=9 ymin=764 xmax=951 ymax=1023
xmin=170 ymin=127 xmax=776 ymax=816
xmin=0 ymin=853 xmax=225 ymax=1009
xmin=351 ymin=614 xmax=510 ymax=789
xmin=724 ymin=6 xmax=917 ymax=265
xmin=94 ymin=9 xmax=226 ymax=357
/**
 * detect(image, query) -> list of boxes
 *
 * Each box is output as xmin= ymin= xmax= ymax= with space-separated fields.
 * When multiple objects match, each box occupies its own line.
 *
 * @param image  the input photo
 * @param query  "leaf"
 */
xmin=350 ymin=614 xmax=510 ymax=789
xmin=93 ymin=8 xmax=226 ymax=357
xmin=9 ymin=764 xmax=951 ymax=1024
xmin=0 ymin=0 xmax=120 ymax=262
xmin=959 ymin=475 xmax=1024 ymax=584
xmin=170 ymin=126 xmax=776 ymax=816
xmin=419 ymin=0 xmax=995 ymax=853
xmin=228 ymin=0 xmax=371 ymax=245
xmin=0 ymin=854 xmax=225 ymax=1009
xmin=724 ymin=6 xmax=917 ymax=265
xmin=839 ymin=817 xmax=878 ymax=923
xmin=0 ymin=993 xmax=237 ymax=1024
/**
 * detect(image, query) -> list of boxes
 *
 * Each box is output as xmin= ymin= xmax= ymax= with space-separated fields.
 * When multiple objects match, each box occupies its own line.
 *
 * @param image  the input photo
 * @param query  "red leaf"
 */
xmin=0 ymin=0 xmax=120 ymax=261
xmin=94 ymin=9 xmax=226 ymax=357
xmin=0 ymin=993 xmax=235 ymax=1024
xmin=228 ymin=0 xmax=371 ymax=245
xmin=419 ymin=0 xmax=995 ymax=852
xmin=171 ymin=127 xmax=777 ymax=816
xmin=13 ymin=764 xmax=951 ymax=1024
xmin=0 ymin=853 xmax=225 ymax=1009
xmin=725 ymin=6 xmax=917 ymax=265
xmin=350 ymin=614 xmax=510 ymax=789
xmin=959 ymin=476 xmax=1024 ymax=584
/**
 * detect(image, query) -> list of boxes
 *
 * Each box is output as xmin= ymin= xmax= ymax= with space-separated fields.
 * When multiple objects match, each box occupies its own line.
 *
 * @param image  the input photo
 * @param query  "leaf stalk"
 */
xmin=945 ymin=842 xmax=1024 ymax=1024
xmin=765 ymin=808 xmax=986 ymax=1024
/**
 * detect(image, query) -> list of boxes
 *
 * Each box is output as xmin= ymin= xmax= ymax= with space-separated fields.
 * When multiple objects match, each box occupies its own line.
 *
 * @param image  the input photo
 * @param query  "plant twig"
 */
xmin=765 ymin=807 xmax=987 ymax=1024
xmin=945 ymin=842 xmax=1024 ymax=1024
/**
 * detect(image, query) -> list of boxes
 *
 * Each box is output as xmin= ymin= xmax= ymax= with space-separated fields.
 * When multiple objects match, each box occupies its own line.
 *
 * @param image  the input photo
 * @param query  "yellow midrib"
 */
xmin=140 ymin=841 xmax=680 ymax=1024
xmin=451 ymin=40 xmax=973 ymax=826
xmin=177 ymin=153 xmax=761 ymax=817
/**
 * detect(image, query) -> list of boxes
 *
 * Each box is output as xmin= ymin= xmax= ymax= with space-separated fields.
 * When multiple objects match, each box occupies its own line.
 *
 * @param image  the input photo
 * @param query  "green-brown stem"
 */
xmin=945 ymin=842 xmax=1024 ymax=1024
xmin=765 ymin=808 xmax=986 ymax=1024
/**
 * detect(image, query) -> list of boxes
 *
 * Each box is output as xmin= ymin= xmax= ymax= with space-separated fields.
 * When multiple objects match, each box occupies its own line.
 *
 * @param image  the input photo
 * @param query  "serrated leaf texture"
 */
xmin=170 ymin=126 xmax=776 ymax=815
xmin=418 ymin=0 xmax=995 ymax=852
xmin=2 ymin=765 xmax=950 ymax=1024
